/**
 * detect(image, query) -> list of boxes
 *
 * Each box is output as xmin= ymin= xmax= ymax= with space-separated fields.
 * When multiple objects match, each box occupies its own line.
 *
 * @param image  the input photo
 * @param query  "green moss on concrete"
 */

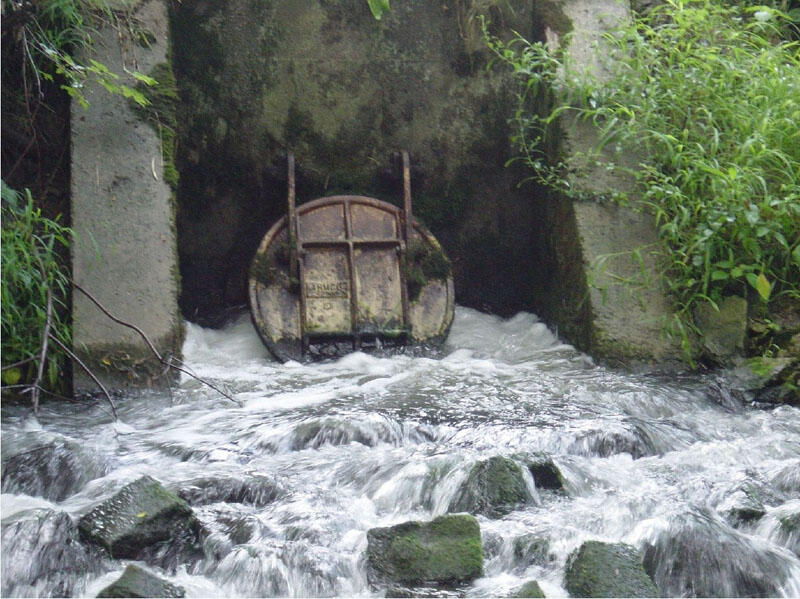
xmin=404 ymin=240 xmax=452 ymax=302
xmin=564 ymin=541 xmax=657 ymax=598
xmin=448 ymin=456 xmax=532 ymax=518
xmin=130 ymin=62 xmax=180 ymax=191
xmin=366 ymin=514 xmax=482 ymax=585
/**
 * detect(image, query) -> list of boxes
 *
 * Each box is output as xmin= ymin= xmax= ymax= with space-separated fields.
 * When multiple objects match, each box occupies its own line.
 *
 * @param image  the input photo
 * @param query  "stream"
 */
xmin=2 ymin=307 xmax=799 ymax=597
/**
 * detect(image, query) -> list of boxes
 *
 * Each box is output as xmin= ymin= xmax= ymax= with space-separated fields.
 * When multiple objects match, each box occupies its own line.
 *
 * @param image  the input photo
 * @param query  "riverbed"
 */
xmin=2 ymin=307 xmax=799 ymax=597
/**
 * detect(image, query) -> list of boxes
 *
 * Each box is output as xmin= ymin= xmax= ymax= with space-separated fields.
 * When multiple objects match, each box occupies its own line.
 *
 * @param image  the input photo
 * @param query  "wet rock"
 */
xmin=384 ymin=586 xmax=462 ymax=598
xmin=771 ymin=460 xmax=800 ymax=496
xmin=177 ymin=475 xmax=283 ymax=507
xmin=715 ymin=475 xmax=785 ymax=527
xmin=78 ymin=475 xmax=201 ymax=565
xmin=641 ymin=508 xmax=793 ymax=597
xmin=97 ymin=564 xmax=185 ymax=598
xmin=1 ymin=440 xmax=109 ymax=501
xmin=753 ymin=359 xmax=799 ymax=407
xmin=694 ymin=295 xmax=748 ymax=365
xmin=705 ymin=378 xmax=747 ymax=413
xmin=447 ymin=456 xmax=533 ymax=518
xmin=567 ymin=421 xmax=659 ymax=459
xmin=291 ymin=418 xmax=385 ymax=449
xmin=564 ymin=541 xmax=657 ymax=598
xmin=522 ymin=454 xmax=565 ymax=491
xmin=1 ymin=509 xmax=102 ymax=597
xmin=366 ymin=514 xmax=482 ymax=586
xmin=758 ymin=501 xmax=800 ymax=558
xmin=512 ymin=534 xmax=552 ymax=568
xmin=511 ymin=580 xmax=546 ymax=598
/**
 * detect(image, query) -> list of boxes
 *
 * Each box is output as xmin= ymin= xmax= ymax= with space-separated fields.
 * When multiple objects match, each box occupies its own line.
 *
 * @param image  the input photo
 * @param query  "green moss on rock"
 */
xmin=512 ymin=580 xmax=546 ymax=598
xmin=448 ymin=456 xmax=532 ymax=518
xmin=404 ymin=240 xmax=452 ymax=302
xmin=564 ymin=541 xmax=657 ymax=598
xmin=78 ymin=475 xmax=199 ymax=559
xmin=366 ymin=514 xmax=483 ymax=586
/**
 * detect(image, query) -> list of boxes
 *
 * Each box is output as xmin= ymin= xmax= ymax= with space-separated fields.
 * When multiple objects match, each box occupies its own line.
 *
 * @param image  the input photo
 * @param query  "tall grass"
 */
xmin=1 ymin=182 xmax=73 ymax=392
xmin=489 ymin=0 xmax=800 ymax=327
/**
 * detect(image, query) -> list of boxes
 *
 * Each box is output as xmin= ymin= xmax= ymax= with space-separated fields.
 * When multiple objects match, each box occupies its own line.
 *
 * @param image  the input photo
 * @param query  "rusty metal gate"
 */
xmin=249 ymin=152 xmax=454 ymax=362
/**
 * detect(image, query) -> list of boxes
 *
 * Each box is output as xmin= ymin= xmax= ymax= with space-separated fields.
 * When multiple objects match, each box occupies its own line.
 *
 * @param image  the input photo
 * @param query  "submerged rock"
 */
xmin=97 ymin=564 xmax=185 ymax=598
xmin=511 ymin=580 xmax=546 ymax=598
xmin=1 ymin=440 xmax=109 ymax=501
xmin=714 ymin=474 xmax=785 ymax=528
xmin=447 ymin=456 xmax=533 ymax=518
xmin=566 ymin=420 xmax=661 ymax=459
xmin=641 ymin=508 xmax=794 ymax=597
xmin=512 ymin=534 xmax=553 ymax=568
xmin=564 ymin=541 xmax=657 ymax=598
xmin=178 ymin=475 xmax=283 ymax=507
xmin=771 ymin=459 xmax=800 ymax=496
xmin=366 ymin=514 xmax=482 ymax=586
xmin=78 ymin=476 xmax=200 ymax=565
xmin=1 ymin=509 xmax=102 ymax=597
xmin=523 ymin=454 xmax=565 ymax=491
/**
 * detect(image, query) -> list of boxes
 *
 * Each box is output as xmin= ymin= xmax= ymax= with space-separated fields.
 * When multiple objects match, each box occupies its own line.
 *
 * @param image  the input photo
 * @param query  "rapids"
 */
xmin=2 ymin=307 xmax=799 ymax=597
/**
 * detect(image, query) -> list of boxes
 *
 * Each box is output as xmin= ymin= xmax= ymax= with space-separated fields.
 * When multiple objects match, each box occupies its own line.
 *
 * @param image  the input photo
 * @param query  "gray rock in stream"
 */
xmin=447 ymin=456 xmax=533 ymax=518
xmin=1 ymin=509 xmax=103 ymax=597
xmin=642 ymin=508 xmax=794 ymax=597
xmin=564 ymin=541 xmax=658 ymax=597
xmin=97 ymin=564 xmax=185 ymax=598
xmin=511 ymin=580 xmax=546 ymax=598
xmin=1 ymin=440 xmax=110 ymax=501
xmin=521 ymin=454 xmax=565 ymax=491
xmin=78 ymin=475 xmax=201 ymax=565
xmin=366 ymin=514 xmax=483 ymax=586
xmin=177 ymin=475 xmax=284 ymax=507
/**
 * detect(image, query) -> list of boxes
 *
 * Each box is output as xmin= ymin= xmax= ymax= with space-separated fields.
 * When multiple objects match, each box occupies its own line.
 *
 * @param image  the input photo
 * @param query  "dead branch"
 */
xmin=72 ymin=281 xmax=241 ymax=406
xmin=30 ymin=286 xmax=53 ymax=414
xmin=48 ymin=332 xmax=117 ymax=420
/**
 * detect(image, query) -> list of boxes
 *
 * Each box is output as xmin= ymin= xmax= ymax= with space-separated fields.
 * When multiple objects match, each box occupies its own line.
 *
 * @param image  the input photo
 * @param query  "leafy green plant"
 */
xmin=1 ymin=181 xmax=73 ymax=402
xmin=489 ymin=0 xmax=800 ymax=328
xmin=367 ymin=0 xmax=391 ymax=20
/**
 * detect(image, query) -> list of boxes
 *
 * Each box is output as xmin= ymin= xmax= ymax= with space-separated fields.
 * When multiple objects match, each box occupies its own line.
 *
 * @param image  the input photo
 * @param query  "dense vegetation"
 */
xmin=1 ymin=0 xmax=153 ymax=404
xmin=490 ymin=0 xmax=800 ymax=343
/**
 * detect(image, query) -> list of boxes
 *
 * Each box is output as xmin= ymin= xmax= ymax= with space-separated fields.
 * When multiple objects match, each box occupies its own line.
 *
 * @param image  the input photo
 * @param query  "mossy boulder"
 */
xmin=97 ymin=564 xmax=185 ymax=598
xmin=564 ymin=541 xmax=657 ymax=598
xmin=78 ymin=475 xmax=200 ymax=560
xmin=448 ymin=456 xmax=533 ymax=518
xmin=511 ymin=580 xmax=545 ymax=598
xmin=366 ymin=514 xmax=482 ymax=586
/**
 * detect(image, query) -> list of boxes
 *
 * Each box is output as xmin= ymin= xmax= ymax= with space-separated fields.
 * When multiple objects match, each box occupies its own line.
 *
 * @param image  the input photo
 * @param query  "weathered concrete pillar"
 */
xmin=71 ymin=0 xmax=182 ymax=393
xmin=544 ymin=0 xmax=684 ymax=367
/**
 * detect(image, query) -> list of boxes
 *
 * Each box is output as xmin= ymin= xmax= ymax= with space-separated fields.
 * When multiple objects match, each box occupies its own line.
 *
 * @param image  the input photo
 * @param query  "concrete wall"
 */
xmin=543 ymin=0 xmax=684 ymax=366
xmin=71 ymin=0 xmax=182 ymax=392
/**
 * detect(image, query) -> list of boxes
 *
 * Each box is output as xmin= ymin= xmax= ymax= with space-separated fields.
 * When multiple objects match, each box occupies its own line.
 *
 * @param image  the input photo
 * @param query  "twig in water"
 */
xmin=72 ymin=281 xmax=240 ymax=406
xmin=48 ymin=332 xmax=117 ymax=420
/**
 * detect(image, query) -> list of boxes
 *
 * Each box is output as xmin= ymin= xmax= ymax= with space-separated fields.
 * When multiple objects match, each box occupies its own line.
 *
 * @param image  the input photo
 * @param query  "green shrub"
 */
xmin=489 ymin=0 xmax=800 ymax=329
xmin=1 ymin=182 xmax=73 ymax=393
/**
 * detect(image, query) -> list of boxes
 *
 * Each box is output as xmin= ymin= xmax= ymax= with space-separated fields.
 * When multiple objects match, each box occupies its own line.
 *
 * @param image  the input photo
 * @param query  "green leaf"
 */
xmin=753 ymin=272 xmax=771 ymax=301
xmin=793 ymin=245 xmax=800 ymax=267
xmin=131 ymin=71 xmax=157 ymax=86
xmin=2 ymin=368 xmax=22 ymax=386
xmin=710 ymin=270 xmax=729 ymax=281
xmin=367 ymin=0 xmax=390 ymax=20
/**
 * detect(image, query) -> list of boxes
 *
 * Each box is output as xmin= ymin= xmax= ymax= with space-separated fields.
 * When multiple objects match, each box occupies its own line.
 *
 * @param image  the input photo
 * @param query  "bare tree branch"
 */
xmin=48 ymin=332 xmax=117 ymax=420
xmin=30 ymin=286 xmax=53 ymax=414
xmin=72 ymin=281 xmax=241 ymax=406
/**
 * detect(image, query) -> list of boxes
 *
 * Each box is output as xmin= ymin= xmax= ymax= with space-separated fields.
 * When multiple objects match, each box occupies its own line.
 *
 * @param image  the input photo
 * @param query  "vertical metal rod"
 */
xmin=399 ymin=151 xmax=411 ymax=334
xmin=287 ymin=153 xmax=306 ymax=354
xmin=402 ymin=150 xmax=412 ymax=243
xmin=343 ymin=199 xmax=359 ymax=350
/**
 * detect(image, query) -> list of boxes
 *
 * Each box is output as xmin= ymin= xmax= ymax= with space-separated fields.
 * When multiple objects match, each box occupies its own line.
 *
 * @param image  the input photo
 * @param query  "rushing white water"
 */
xmin=2 ymin=307 xmax=799 ymax=597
